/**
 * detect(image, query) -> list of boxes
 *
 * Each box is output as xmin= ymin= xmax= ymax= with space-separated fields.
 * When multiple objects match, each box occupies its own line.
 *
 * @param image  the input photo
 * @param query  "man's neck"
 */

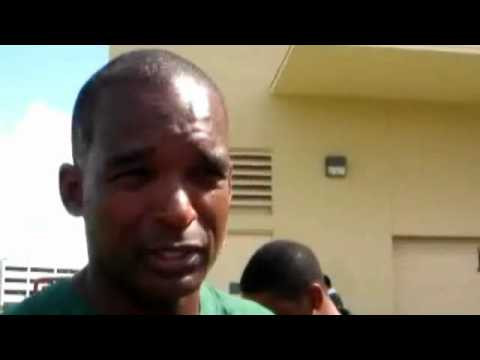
xmin=72 ymin=265 xmax=201 ymax=315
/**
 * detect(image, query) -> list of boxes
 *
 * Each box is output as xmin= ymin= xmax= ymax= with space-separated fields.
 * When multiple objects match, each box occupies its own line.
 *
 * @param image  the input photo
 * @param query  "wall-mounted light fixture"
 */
xmin=325 ymin=155 xmax=347 ymax=178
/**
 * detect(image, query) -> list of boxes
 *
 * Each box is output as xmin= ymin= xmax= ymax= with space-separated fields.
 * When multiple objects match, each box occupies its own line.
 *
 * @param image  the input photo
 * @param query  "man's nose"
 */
xmin=153 ymin=186 xmax=197 ymax=230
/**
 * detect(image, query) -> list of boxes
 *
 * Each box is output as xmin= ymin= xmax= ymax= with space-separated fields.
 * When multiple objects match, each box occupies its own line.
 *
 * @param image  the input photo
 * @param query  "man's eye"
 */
xmin=110 ymin=169 xmax=150 ymax=182
xmin=205 ymin=164 xmax=228 ymax=179
xmin=190 ymin=166 xmax=226 ymax=185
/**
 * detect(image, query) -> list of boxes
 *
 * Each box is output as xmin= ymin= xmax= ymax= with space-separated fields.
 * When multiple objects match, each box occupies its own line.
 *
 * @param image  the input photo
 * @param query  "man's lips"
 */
xmin=141 ymin=245 xmax=206 ymax=276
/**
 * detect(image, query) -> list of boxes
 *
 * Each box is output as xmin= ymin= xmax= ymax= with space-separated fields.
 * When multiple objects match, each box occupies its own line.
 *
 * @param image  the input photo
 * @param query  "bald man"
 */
xmin=6 ymin=50 xmax=272 ymax=315
xmin=240 ymin=240 xmax=341 ymax=315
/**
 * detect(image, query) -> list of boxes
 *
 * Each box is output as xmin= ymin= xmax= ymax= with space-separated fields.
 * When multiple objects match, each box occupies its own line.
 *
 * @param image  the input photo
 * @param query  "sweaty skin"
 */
xmin=61 ymin=73 xmax=232 ymax=314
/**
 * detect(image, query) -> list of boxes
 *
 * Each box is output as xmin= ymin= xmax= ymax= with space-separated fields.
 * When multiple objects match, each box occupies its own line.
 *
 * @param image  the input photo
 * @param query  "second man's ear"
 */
xmin=310 ymin=282 xmax=341 ymax=315
xmin=59 ymin=163 xmax=84 ymax=217
xmin=309 ymin=282 xmax=325 ymax=314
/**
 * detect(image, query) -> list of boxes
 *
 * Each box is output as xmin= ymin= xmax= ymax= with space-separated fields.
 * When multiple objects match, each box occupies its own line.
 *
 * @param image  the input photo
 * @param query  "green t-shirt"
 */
xmin=3 ymin=279 xmax=272 ymax=315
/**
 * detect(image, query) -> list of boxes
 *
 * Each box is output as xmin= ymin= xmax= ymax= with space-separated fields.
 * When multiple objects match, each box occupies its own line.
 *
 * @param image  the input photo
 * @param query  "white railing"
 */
xmin=0 ymin=260 xmax=79 ymax=307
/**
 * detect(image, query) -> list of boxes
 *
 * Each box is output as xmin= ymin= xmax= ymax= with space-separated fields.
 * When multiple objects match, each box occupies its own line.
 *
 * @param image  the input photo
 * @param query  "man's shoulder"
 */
xmin=201 ymin=284 xmax=273 ymax=315
xmin=4 ymin=279 xmax=92 ymax=315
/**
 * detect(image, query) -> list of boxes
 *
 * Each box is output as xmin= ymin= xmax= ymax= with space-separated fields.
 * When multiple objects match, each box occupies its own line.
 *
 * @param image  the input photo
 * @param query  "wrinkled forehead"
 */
xmin=90 ymin=75 xmax=229 ymax=155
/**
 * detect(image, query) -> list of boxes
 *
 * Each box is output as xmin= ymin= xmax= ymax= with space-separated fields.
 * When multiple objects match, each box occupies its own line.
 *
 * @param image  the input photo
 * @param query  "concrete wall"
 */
xmin=110 ymin=45 xmax=480 ymax=314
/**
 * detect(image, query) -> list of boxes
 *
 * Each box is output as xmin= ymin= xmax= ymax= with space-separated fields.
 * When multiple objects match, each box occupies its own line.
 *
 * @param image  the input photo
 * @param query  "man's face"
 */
xmin=78 ymin=76 xmax=231 ymax=303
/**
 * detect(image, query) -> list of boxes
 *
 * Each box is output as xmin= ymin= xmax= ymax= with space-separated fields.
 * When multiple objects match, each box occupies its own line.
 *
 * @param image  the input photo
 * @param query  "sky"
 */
xmin=0 ymin=45 xmax=109 ymax=268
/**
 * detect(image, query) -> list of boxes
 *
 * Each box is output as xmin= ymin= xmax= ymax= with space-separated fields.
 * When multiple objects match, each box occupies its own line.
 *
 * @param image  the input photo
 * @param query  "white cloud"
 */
xmin=0 ymin=102 xmax=88 ymax=269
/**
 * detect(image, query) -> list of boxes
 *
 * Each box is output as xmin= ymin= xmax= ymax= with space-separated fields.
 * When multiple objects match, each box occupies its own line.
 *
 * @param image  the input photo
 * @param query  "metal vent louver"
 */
xmin=230 ymin=150 xmax=272 ymax=211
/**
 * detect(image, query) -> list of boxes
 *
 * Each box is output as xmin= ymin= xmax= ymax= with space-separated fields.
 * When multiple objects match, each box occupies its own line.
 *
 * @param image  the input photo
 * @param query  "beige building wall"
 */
xmin=110 ymin=45 xmax=480 ymax=314
xmin=394 ymin=237 xmax=480 ymax=314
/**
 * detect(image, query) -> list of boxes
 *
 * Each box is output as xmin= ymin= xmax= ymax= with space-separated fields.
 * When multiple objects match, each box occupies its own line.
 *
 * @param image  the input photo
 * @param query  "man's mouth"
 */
xmin=142 ymin=246 xmax=206 ymax=276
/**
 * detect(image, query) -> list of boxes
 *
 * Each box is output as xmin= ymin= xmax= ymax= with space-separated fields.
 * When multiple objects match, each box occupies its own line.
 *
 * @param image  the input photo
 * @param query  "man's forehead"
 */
xmin=88 ymin=82 xmax=226 ymax=160
xmin=172 ymin=73 xmax=212 ymax=120
xmin=94 ymin=79 xmax=227 ymax=138
xmin=91 ymin=102 xmax=229 ymax=162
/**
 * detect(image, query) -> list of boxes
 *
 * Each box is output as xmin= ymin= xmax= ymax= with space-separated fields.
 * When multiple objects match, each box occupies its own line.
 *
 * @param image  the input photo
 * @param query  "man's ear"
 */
xmin=309 ymin=282 xmax=325 ymax=314
xmin=309 ymin=282 xmax=341 ymax=315
xmin=59 ymin=163 xmax=84 ymax=217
